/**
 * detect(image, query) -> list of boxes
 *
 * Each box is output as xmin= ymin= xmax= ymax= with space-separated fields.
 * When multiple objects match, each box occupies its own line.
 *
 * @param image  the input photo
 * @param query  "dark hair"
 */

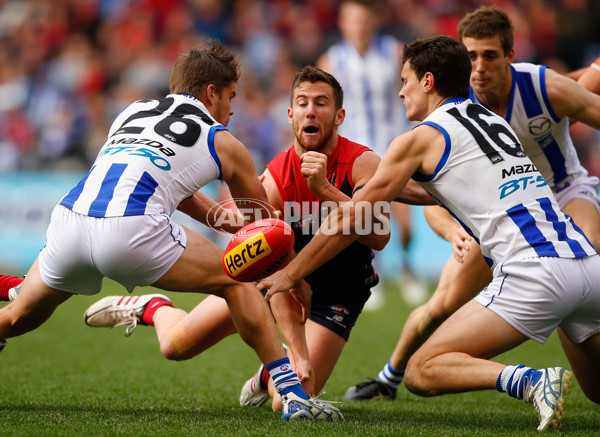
xmin=169 ymin=39 xmax=240 ymax=97
xmin=457 ymin=5 xmax=514 ymax=56
xmin=290 ymin=65 xmax=344 ymax=109
xmin=402 ymin=36 xmax=471 ymax=99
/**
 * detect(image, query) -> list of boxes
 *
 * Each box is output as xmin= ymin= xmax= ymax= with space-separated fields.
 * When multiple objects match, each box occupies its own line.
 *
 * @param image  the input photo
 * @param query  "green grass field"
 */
xmin=1 ymin=279 xmax=599 ymax=436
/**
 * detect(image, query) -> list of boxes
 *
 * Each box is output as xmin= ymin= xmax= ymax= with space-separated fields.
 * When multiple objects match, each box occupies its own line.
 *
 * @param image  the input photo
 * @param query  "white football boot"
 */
xmin=84 ymin=294 xmax=171 ymax=336
xmin=524 ymin=367 xmax=573 ymax=431
xmin=281 ymin=392 xmax=344 ymax=421
xmin=239 ymin=364 xmax=271 ymax=407
xmin=240 ymin=344 xmax=288 ymax=407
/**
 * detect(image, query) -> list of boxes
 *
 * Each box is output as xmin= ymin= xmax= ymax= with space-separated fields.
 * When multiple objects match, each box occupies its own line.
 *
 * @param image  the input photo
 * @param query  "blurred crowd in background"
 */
xmin=0 ymin=0 xmax=599 ymax=175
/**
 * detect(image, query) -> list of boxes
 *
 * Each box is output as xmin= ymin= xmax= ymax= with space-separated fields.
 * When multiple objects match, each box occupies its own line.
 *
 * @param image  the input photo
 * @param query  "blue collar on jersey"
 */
xmin=181 ymin=93 xmax=200 ymax=103
xmin=441 ymin=96 xmax=468 ymax=106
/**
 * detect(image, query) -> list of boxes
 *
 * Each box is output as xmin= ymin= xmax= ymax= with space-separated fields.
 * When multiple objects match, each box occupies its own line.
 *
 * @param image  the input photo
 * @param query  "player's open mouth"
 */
xmin=304 ymin=125 xmax=319 ymax=134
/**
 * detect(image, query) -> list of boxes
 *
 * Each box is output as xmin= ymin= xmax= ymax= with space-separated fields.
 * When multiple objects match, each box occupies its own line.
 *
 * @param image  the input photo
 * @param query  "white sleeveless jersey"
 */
xmin=415 ymin=98 xmax=596 ymax=269
xmin=325 ymin=35 xmax=409 ymax=155
xmin=469 ymin=63 xmax=587 ymax=192
xmin=60 ymin=94 xmax=225 ymax=217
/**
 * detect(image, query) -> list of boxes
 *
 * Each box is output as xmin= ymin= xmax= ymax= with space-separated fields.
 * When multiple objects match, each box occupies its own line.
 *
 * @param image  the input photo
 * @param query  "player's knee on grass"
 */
xmin=162 ymin=320 xmax=198 ymax=361
xmin=404 ymin=354 xmax=438 ymax=397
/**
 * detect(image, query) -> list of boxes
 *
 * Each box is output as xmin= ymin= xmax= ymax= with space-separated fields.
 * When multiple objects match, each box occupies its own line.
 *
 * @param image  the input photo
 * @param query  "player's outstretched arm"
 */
xmin=577 ymin=57 xmax=600 ymax=95
xmin=300 ymin=149 xmax=390 ymax=250
xmin=177 ymin=191 xmax=245 ymax=234
xmin=258 ymin=125 xmax=441 ymax=299
xmin=545 ymin=67 xmax=600 ymax=129
xmin=215 ymin=130 xmax=275 ymax=222
xmin=268 ymin=281 xmax=316 ymax=396
xmin=424 ymin=205 xmax=472 ymax=263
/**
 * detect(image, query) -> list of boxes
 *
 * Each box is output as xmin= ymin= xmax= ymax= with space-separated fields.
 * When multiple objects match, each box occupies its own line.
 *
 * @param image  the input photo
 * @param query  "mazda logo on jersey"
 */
xmin=528 ymin=116 xmax=551 ymax=136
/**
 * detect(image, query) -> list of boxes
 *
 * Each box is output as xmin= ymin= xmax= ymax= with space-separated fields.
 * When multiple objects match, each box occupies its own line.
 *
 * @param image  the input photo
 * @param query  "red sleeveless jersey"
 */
xmin=266 ymin=135 xmax=370 ymax=203
xmin=266 ymin=135 xmax=376 ymax=286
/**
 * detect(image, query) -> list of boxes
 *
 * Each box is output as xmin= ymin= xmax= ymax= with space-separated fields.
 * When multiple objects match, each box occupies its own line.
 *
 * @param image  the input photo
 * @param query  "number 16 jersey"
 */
xmin=414 ymin=97 xmax=596 ymax=270
xmin=60 ymin=94 xmax=227 ymax=218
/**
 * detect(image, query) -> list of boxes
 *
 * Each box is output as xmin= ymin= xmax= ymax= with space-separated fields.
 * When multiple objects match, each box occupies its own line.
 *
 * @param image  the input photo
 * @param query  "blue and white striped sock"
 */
xmin=377 ymin=359 xmax=404 ymax=389
xmin=496 ymin=364 xmax=542 ymax=399
xmin=266 ymin=357 xmax=309 ymax=399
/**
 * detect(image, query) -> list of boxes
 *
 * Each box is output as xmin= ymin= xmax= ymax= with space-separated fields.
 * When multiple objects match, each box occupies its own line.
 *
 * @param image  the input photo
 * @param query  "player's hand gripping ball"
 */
xmin=223 ymin=218 xmax=294 ymax=282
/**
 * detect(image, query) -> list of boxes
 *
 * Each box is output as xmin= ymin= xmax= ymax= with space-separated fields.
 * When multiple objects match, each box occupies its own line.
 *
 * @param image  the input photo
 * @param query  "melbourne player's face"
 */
xmin=212 ymin=83 xmax=237 ymax=127
xmin=463 ymin=36 xmax=512 ymax=97
xmin=399 ymin=63 xmax=428 ymax=122
xmin=288 ymin=81 xmax=341 ymax=152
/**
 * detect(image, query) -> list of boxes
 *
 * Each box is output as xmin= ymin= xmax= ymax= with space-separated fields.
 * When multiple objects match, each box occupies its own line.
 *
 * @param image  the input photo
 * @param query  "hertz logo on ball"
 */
xmin=223 ymin=233 xmax=272 ymax=278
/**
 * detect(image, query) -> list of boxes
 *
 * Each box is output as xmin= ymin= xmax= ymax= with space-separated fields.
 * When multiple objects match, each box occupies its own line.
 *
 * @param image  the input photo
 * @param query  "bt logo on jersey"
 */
xmin=498 ymin=175 xmax=547 ymax=199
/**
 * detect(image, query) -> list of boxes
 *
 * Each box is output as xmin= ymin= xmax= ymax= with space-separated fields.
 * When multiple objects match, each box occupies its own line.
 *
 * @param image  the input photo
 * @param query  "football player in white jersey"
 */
xmin=0 ymin=40 xmax=342 ymax=421
xmin=344 ymin=5 xmax=600 ymax=403
xmin=82 ymin=65 xmax=390 ymax=415
xmin=257 ymin=36 xmax=600 ymax=431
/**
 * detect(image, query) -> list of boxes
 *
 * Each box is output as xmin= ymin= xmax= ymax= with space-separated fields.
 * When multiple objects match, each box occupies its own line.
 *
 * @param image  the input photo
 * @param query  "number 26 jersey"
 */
xmin=414 ymin=98 xmax=596 ymax=270
xmin=60 ymin=94 xmax=226 ymax=218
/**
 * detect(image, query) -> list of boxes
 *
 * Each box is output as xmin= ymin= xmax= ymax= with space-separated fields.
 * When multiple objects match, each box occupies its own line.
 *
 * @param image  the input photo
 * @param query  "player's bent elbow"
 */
xmin=369 ymin=233 xmax=391 ymax=251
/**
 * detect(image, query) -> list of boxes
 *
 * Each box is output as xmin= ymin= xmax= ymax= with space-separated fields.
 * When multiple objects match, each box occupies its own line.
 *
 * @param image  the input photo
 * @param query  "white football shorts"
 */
xmin=39 ymin=205 xmax=186 ymax=294
xmin=475 ymin=255 xmax=600 ymax=344
xmin=554 ymin=176 xmax=600 ymax=211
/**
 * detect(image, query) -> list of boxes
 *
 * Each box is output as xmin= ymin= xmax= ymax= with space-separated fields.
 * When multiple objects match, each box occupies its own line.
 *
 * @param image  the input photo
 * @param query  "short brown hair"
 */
xmin=290 ymin=65 xmax=344 ymax=109
xmin=402 ymin=36 xmax=471 ymax=99
xmin=457 ymin=6 xmax=514 ymax=56
xmin=169 ymin=39 xmax=240 ymax=97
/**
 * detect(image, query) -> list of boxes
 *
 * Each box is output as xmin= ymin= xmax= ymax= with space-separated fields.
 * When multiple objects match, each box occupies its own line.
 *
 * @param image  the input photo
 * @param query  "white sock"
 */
xmin=377 ymin=359 xmax=404 ymax=389
xmin=496 ymin=364 xmax=541 ymax=400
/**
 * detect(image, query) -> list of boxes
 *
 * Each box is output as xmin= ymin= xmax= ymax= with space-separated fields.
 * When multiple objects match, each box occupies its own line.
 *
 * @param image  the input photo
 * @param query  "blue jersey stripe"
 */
xmin=537 ymin=197 xmax=591 ymax=257
xmin=539 ymin=66 xmax=560 ymax=123
xmin=412 ymin=121 xmax=451 ymax=182
xmin=515 ymin=70 xmax=543 ymax=118
xmin=445 ymin=205 xmax=491 ymax=268
xmin=124 ymin=171 xmax=159 ymax=216
xmin=506 ymin=203 xmax=559 ymax=257
xmin=208 ymin=125 xmax=226 ymax=180
xmin=59 ymin=168 xmax=93 ymax=209
xmin=362 ymin=74 xmax=375 ymax=149
xmin=504 ymin=67 xmax=518 ymax=123
xmin=88 ymin=163 xmax=127 ymax=217
xmin=537 ymin=134 xmax=568 ymax=186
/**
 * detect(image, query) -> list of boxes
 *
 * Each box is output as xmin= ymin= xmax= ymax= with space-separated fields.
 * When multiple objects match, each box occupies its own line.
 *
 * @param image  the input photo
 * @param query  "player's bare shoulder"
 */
xmin=351 ymin=150 xmax=381 ymax=186
xmin=213 ymin=129 xmax=254 ymax=182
